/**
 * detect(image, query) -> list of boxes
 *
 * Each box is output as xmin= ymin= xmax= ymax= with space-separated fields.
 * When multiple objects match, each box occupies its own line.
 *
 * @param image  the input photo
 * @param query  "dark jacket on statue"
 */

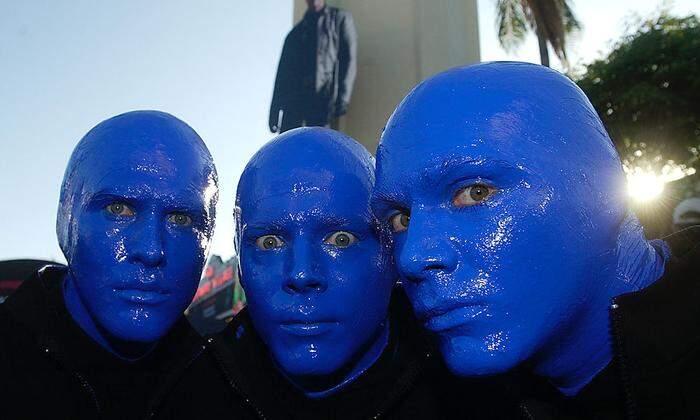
xmin=0 ymin=265 xmax=211 ymax=420
xmin=488 ymin=226 xmax=700 ymax=419
xmin=269 ymin=6 xmax=357 ymax=132
xmin=160 ymin=288 xmax=451 ymax=419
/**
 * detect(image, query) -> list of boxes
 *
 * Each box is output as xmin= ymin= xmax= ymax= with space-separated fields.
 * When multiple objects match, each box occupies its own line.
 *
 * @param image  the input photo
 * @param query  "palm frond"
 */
xmin=496 ymin=0 xmax=529 ymax=51
xmin=560 ymin=0 xmax=582 ymax=34
xmin=527 ymin=0 xmax=579 ymax=66
xmin=494 ymin=0 xmax=580 ymax=67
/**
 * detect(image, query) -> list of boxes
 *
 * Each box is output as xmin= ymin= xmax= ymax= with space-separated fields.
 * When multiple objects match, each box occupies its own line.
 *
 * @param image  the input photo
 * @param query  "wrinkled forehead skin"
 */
xmin=237 ymin=127 xmax=375 ymax=222
xmin=57 ymin=110 xmax=218 ymax=259
xmin=378 ymin=61 xmax=627 ymax=227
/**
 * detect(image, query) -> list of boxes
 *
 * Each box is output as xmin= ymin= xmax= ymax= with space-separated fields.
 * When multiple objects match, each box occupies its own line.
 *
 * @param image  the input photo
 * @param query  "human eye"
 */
xmin=389 ymin=212 xmax=410 ymax=233
xmin=255 ymin=235 xmax=285 ymax=250
xmin=452 ymin=184 xmax=498 ymax=207
xmin=167 ymin=212 xmax=193 ymax=227
xmin=323 ymin=231 xmax=358 ymax=248
xmin=105 ymin=202 xmax=135 ymax=217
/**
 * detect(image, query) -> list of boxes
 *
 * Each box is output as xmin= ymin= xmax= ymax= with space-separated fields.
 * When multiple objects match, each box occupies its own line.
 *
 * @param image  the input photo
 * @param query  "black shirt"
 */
xmin=203 ymin=288 xmax=450 ymax=419
xmin=0 ymin=265 xmax=207 ymax=419
xmin=508 ymin=226 xmax=700 ymax=419
xmin=48 ymin=274 xmax=170 ymax=419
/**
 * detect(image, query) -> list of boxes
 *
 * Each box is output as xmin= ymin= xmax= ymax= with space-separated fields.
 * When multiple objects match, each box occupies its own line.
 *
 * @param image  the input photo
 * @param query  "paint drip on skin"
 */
xmin=373 ymin=62 xmax=669 ymax=395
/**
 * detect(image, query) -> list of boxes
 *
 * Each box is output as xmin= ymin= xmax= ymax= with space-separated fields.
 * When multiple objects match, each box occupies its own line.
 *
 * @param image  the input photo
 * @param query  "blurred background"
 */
xmin=1 ymin=0 xmax=698 ymax=330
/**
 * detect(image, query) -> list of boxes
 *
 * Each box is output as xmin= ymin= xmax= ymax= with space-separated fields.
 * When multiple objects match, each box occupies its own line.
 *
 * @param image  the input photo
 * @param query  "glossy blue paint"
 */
xmin=57 ymin=110 xmax=218 ymax=360
xmin=236 ymin=127 xmax=395 ymax=396
xmin=373 ymin=62 xmax=668 ymax=395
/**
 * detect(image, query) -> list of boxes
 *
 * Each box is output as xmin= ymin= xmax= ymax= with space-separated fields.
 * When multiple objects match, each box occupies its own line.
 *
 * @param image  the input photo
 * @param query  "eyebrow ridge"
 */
xmin=421 ymin=155 xmax=526 ymax=187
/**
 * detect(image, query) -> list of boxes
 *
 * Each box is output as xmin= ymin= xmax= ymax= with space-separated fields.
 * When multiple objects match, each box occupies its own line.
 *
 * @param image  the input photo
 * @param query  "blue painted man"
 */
xmin=0 ymin=111 xmax=221 ymax=418
xmin=203 ymin=127 xmax=446 ymax=419
xmin=373 ymin=62 xmax=700 ymax=418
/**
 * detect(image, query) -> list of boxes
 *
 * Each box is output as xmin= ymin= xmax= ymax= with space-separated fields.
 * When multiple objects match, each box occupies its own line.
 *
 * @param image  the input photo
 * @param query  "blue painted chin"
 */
xmin=57 ymin=110 xmax=218 ymax=358
xmin=373 ymin=62 xmax=667 ymax=394
xmin=236 ymin=127 xmax=395 ymax=394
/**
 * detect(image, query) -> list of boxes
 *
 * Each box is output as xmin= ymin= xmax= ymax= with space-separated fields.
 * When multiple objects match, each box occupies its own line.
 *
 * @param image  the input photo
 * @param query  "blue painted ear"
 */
xmin=373 ymin=62 xmax=667 ymax=394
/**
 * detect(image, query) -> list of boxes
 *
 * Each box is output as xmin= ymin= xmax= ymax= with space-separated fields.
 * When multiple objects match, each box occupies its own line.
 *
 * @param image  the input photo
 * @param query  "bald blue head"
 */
xmin=236 ymin=127 xmax=394 ymax=394
xmin=58 ymin=110 xmax=218 ymax=357
xmin=378 ymin=61 xmax=627 ymax=226
xmin=237 ymin=127 xmax=374 ymax=220
xmin=373 ymin=62 xmax=666 ymax=394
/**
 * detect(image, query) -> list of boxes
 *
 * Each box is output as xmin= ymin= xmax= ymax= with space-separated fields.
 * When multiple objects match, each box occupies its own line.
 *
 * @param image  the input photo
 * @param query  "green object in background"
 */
xmin=577 ymin=11 xmax=700 ymax=169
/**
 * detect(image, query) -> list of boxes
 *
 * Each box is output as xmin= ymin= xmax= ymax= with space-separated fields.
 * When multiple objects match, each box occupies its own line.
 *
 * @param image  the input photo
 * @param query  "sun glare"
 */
xmin=627 ymin=170 xmax=665 ymax=203
xmin=625 ymin=162 xmax=696 ymax=203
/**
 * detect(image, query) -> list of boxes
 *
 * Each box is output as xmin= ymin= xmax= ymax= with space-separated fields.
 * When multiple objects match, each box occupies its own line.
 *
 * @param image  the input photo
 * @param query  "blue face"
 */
xmin=57 ymin=111 xmax=218 ymax=349
xmin=373 ymin=63 xmax=630 ymax=377
xmin=237 ymin=128 xmax=394 ymax=387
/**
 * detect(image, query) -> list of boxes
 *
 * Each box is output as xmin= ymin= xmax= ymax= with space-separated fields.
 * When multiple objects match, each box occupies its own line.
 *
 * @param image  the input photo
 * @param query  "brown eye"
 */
xmin=324 ymin=231 xmax=357 ymax=248
xmin=106 ymin=202 xmax=135 ymax=217
xmin=256 ymin=235 xmax=284 ymax=250
xmin=389 ymin=212 xmax=409 ymax=233
xmin=168 ymin=213 xmax=192 ymax=226
xmin=452 ymin=184 xmax=497 ymax=207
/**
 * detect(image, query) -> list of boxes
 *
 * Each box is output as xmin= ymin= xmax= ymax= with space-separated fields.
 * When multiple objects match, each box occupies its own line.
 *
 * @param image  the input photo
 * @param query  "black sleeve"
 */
xmin=269 ymin=35 xmax=293 ymax=132
xmin=336 ymin=11 xmax=358 ymax=116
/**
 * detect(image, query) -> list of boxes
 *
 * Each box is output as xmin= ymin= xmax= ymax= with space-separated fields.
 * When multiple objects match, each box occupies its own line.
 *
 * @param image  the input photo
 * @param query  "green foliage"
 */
xmin=576 ymin=12 xmax=700 ymax=168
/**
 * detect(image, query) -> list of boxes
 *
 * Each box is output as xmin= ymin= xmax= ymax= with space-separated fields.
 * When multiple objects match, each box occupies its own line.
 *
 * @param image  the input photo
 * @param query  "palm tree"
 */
xmin=496 ymin=0 xmax=581 ymax=68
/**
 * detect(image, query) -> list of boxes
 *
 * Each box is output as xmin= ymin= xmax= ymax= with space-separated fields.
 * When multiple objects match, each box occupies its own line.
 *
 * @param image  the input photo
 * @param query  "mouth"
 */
xmin=421 ymin=304 xmax=488 ymax=333
xmin=279 ymin=321 xmax=338 ymax=337
xmin=113 ymin=287 xmax=170 ymax=304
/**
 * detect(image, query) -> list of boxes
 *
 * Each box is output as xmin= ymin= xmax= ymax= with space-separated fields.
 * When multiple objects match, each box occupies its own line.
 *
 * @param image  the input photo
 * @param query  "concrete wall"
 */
xmin=292 ymin=0 xmax=480 ymax=153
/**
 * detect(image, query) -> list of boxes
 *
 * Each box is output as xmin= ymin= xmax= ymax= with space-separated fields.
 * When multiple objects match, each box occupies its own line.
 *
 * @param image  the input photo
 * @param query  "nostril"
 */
xmin=307 ymin=281 xmax=325 ymax=292
xmin=284 ymin=272 xmax=326 ymax=294
xmin=400 ymin=254 xmax=455 ymax=284
xmin=283 ymin=282 xmax=325 ymax=294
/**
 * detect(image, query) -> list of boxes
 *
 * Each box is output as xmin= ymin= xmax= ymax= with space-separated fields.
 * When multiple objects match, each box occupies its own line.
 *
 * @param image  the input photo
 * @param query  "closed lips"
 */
xmin=421 ymin=304 xmax=487 ymax=332
xmin=113 ymin=285 xmax=169 ymax=294
xmin=279 ymin=321 xmax=338 ymax=336
xmin=113 ymin=287 xmax=170 ymax=304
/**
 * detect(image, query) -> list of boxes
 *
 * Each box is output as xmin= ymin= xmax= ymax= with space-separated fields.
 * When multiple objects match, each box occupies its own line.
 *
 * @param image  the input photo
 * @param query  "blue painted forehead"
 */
xmin=57 ymin=110 xmax=218 ymax=249
xmin=381 ymin=61 xmax=622 ymax=175
xmin=237 ymin=127 xmax=375 ymax=206
xmin=62 ymin=110 xmax=216 ymax=184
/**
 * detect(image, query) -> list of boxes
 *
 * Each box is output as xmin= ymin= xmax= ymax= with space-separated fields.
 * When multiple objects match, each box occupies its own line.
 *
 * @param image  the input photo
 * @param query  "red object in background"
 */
xmin=0 ymin=259 xmax=56 ymax=303
xmin=192 ymin=266 xmax=234 ymax=304
xmin=187 ymin=256 xmax=246 ymax=335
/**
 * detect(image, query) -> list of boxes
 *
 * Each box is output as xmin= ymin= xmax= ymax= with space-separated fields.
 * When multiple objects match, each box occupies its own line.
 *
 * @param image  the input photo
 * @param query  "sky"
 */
xmin=477 ymin=0 xmax=700 ymax=73
xmin=0 ymin=0 xmax=292 ymax=263
xmin=1 ymin=0 xmax=698 ymax=263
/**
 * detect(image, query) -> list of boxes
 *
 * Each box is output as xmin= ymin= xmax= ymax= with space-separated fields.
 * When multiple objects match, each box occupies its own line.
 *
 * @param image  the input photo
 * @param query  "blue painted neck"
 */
xmin=278 ymin=320 xmax=390 ymax=398
xmin=537 ymin=213 xmax=669 ymax=395
xmin=62 ymin=272 xmax=156 ymax=361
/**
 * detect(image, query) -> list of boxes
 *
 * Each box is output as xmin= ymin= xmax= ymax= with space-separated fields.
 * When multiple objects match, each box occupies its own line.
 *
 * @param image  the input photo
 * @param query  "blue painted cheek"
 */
xmin=375 ymin=63 xmax=671 ymax=393
xmin=236 ymin=127 xmax=394 ymax=392
xmin=58 ymin=110 xmax=217 ymax=358
xmin=66 ymin=203 xmax=208 ymax=345
xmin=241 ymin=230 xmax=391 ymax=381
xmin=390 ymin=186 xmax=553 ymax=362
xmin=161 ymin=227 xmax=206 ymax=302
